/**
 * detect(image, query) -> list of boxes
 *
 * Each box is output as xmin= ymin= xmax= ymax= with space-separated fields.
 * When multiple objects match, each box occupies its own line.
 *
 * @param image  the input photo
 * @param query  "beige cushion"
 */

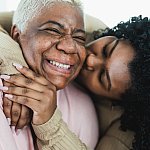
xmin=0 ymin=11 xmax=13 ymax=34
xmin=85 ymin=14 xmax=108 ymax=44
xmin=0 ymin=26 xmax=28 ymax=75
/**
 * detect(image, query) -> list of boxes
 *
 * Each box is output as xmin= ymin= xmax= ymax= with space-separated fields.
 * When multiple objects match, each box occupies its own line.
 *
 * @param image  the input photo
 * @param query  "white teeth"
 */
xmin=49 ymin=60 xmax=70 ymax=69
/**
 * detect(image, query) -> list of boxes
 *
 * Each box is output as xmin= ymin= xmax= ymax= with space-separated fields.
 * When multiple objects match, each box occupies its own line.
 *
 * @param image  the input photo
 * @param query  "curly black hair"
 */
xmin=94 ymin=15 xmax=150 ymax=150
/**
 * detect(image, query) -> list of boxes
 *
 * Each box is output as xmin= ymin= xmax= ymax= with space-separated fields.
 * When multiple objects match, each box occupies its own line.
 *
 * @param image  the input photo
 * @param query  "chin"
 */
xmin=52 ymin=79 xmax=70 ymax=90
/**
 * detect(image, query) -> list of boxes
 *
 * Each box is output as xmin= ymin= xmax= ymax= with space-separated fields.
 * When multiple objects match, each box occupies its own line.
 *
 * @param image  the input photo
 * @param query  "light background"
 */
xmin=0 ymin=0 xmax=149 ymax=27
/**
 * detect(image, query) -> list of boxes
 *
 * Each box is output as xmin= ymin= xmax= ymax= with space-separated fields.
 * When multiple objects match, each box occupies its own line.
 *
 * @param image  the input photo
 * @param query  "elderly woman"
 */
xmin=0 ymin=0 xmax=99 ymax=150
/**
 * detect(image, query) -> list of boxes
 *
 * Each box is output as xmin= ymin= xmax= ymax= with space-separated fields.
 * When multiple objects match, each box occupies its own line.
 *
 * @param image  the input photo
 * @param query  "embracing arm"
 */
xmin=32 ymin=108 xmax=90 ymax=150
xmin=1 ymin=65 xmax=90 ymax=150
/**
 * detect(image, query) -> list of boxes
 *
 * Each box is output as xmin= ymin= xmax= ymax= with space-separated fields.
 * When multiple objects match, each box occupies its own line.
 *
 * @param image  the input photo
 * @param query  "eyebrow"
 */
xmin=40 ymin=20 xmax=64 ymax=29
xmin=109 ymin=39 xmax=120 ymax=57
xmin=73 ymin=29 xmax=85 ymax=34
xmin=40 ymin=20 xmax=85 ymax=34
xmin=106 ymin=39 xmax=120 ymax=91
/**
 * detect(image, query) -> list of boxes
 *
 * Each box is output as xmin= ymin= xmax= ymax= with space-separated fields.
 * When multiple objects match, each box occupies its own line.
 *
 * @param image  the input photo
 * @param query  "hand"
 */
xmin=1 ymin=64 xmax=57 ymax=125
xmin=2 ymin=78 xmax=33 ymax=129
xmin=3 ymin=96 xmax=32 ymax=129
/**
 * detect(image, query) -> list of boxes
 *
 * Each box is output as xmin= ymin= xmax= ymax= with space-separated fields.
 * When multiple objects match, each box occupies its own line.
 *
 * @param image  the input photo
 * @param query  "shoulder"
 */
xmin=58 ymin=82 xmax=99 ymax=149
xmin=64 ymin=81 xmax=98 ymax=129
xmin=58 ymin=81 xmax=98 ymax=123
xmin=96 ymin=120 xmax=134 ymax=150
xmin=65 ymin=81 xmax=95 ymax=108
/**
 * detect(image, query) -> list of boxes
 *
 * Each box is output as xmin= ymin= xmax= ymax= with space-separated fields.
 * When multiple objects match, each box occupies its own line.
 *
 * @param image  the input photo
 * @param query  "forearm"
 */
xmin=32 ymin=108 xmax=90 ymax=150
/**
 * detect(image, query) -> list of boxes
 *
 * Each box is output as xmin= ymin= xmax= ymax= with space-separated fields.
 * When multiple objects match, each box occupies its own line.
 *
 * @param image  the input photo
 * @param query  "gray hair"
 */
xmin=13 ymin=0 xmax=84 ymax=32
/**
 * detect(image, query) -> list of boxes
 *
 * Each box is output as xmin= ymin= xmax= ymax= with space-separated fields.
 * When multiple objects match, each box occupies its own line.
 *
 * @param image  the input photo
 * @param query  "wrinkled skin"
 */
xmin=13 ymin=2 xmax=86 ymax=90
xmin=2 ymin=2 xmax=86 ymax=126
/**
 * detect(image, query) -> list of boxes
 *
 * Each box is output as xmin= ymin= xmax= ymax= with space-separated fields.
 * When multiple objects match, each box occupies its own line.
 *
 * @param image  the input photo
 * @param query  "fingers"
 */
xmin=5 ymin=94 xmax=41 ymax=113
xmin=13 ymin=63 xmax=50 ymax=86
xmin=4 ymin=93 xmax=57 ymax=125
xmin=1 ymin=75 xmax=47 ymax=92
xmin=2 ymin=85 xmax=49 ymax=100
xmin=11 ymin=102 xmax=21 ymax=126
xmin=0 ymin=64 xmax=57 ymax=125
xmin=3 ymin=97 xmax=12 ymax=119
xmin=3 ymin=97 xmax=32 ymax=129
xmin=16 ymin=106 xmax=32 ymax=129
xmin=1 ymin=74 xmax=56 ymax=92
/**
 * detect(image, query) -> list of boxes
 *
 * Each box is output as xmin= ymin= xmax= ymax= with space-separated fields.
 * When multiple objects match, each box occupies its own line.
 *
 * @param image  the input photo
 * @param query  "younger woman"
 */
xmin=78 ymin=15 xmax=150 ymax=150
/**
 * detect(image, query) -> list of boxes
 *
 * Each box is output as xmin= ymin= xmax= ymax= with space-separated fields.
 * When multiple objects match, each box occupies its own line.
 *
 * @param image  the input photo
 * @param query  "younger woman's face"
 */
xmin=78 ymin=36 xmax=135 ymax=100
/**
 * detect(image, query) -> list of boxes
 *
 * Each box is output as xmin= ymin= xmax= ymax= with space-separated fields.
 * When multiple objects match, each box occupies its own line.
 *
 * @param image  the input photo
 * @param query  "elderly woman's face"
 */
xmin=16 ymin=2 xmax=86 ymax=90
xmin=78 ymin=36 xmax=135 ymax=100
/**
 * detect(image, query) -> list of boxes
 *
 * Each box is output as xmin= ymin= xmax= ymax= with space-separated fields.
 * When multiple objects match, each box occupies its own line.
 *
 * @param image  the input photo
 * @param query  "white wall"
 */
xmin=0 ymin=0 xmax=20 ymax=11
xmin=0 ymin=0 xmax=149 ymax=28
xmin=0 ymin=0 xmax=7 ymax=11
xmin=82 ymin=0 xmax=149 ymax=27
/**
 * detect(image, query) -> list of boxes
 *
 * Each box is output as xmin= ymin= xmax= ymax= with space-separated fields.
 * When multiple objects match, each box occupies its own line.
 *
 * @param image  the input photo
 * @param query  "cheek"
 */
xmin=83 ymin=72 xmax=99 ymax=90
xmin=78 ymin=46 xmax=86 ymax=62
xmin=24 ymin=37 xmax=50 ymax=56
xmin=109 ymin=61 xmax=131 ymax=95
xmin=109 ymin=57 xmax=129 ymax=80
xmin=38 ymin=37 xmax=52 ymax=49
xmin=22 ymin=49 xmax=36 ymax=69
xmin=21 ymin=42 xmax=41 ymax=68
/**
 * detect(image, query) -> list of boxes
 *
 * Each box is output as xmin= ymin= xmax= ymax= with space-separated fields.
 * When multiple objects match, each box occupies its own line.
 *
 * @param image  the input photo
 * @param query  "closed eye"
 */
xmin=99 ymin=68 xmax=105 ymax=86
xmin=102 ymin=45 xmax=108 ymax=58
xmin=73 ymin=36 xmax=86 ymax=45
xmin=41 ymin=28 xmax=62 ymax=36
xmin=99 ymin=68 xmax=111 ymax=91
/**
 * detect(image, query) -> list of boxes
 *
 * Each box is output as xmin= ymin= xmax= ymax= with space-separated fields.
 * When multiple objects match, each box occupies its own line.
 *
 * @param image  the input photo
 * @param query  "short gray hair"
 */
xmin=13 ymin=0 xmax=83 ymax=32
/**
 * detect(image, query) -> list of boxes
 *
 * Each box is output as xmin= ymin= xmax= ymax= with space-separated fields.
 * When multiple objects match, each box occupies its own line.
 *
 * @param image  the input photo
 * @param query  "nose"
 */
xmin=86 ymin=53 xmax=104 ymax=71
xmin=56 ymin=35 xmax=77 ymax=54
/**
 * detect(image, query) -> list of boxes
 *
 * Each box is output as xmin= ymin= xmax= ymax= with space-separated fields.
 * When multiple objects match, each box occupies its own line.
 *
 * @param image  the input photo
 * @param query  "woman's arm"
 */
xmin=1 ymin=65 xmax=90 ymax=150
xmin=33 ymin=108 xmax=90 ymax=150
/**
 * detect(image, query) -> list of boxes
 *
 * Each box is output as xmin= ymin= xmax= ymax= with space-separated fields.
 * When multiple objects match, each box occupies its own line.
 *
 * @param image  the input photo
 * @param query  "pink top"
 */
xmin=0 ymin=79 xmax=98 ymax=150
xmin=57 ymin=82 xmax=99 ymax=149
xmin=0 ymin=79 xmax=34 ymax=150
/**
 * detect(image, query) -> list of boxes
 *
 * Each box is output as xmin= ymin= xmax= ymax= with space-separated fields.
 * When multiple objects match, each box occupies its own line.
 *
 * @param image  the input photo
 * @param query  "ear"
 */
xmin=11 ymin=25 xmax=21 ymax=43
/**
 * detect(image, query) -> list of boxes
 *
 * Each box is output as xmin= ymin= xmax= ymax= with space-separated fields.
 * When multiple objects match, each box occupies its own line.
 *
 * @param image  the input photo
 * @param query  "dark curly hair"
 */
xmin=94 ymin=15 xmax=150 ymax=150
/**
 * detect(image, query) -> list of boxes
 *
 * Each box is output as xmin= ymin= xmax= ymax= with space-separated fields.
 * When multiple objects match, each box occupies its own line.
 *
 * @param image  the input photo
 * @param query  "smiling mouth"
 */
xmin=48 ymin=60 xmax=71 ymax=70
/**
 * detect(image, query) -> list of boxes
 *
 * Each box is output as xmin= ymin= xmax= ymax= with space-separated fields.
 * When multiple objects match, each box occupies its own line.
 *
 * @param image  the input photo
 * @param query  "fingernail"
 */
xmin=5 ymin=94 xmax=13 ymax=99
xmin=7 ymin=118 xmax=11 ymax=125
xmin=16 ymin=129 xmax=21 ymax=135
xmin=0 ymin=86 xmax=8 ymax=91
xmin=13 ymin=63 xmax=23 ymax=69
xmin=0 ymin=75 xmax=10 ymax=80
